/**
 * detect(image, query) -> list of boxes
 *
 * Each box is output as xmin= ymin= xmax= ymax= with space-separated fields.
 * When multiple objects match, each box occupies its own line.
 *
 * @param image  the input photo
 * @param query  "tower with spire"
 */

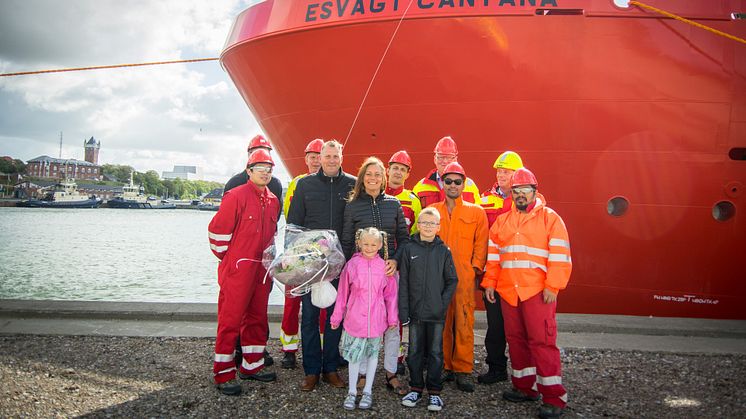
xmin=84 ymin=136 xmax=100 ymax=165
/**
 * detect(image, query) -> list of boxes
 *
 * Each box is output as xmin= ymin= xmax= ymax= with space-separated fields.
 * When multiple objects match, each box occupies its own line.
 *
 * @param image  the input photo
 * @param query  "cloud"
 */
xmin=0 ymin=0 xmax=289 ymax=183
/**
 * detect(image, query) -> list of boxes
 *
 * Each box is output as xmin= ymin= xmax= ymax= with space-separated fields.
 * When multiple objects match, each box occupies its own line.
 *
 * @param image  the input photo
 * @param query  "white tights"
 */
xmin=348 ymin=355 xmax=378 ymax=395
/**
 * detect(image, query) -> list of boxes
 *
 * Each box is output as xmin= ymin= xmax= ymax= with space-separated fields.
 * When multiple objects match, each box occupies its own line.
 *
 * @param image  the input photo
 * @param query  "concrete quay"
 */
xmin=1 ymin=299 xmax=744 ymax=354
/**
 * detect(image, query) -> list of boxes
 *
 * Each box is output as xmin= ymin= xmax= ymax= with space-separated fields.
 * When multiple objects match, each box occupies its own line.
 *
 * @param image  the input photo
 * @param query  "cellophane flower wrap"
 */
xmin=263 ymin=224 xmax=345 ymax=296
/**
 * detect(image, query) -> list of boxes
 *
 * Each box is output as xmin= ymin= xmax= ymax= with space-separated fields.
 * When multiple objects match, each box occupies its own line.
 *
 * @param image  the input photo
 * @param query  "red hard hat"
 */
xmin=510 ymin=167 xmax=538 ymax=187
xmin=388 ymin=150 xmax=412 ymax=169
xmin=442 ymin=162 xmax=466 ymax=178
xmin=305 ymin=138 xmax=324 ymax=154
xmin=247 ymin=134 xmax=272 ymax=152
xmin=434 ymin=136 xmax=458 ymax=155
xmin=247 ymin=149 xmax=274 ymax=167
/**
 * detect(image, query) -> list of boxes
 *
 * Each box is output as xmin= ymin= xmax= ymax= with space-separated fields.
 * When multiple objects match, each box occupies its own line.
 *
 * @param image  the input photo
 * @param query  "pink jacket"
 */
xmin=330 ymin=253 xmax=398 ymax=338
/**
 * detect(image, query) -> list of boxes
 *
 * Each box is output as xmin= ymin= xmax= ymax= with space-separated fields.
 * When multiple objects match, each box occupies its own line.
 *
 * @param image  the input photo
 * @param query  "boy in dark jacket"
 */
xmin=398 ymin=207 xmax=458 ymax=412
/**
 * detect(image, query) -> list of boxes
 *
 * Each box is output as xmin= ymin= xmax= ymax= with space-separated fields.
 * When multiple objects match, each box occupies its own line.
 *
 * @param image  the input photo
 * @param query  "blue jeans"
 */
xmin=407 ymin=320 xmax=444 ymax=393
xmin=301 ymin=278 xmax=342 ymax=375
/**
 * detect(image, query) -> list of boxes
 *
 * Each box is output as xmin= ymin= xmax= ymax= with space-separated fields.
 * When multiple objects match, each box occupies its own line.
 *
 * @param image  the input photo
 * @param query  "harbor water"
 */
xmin=0 ymin=207 xmax=285 ymax=304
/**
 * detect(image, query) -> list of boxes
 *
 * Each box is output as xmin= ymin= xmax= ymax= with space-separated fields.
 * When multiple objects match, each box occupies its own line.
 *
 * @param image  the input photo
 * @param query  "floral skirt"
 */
xmin=340 ymin=331 xmax=382 ymax=364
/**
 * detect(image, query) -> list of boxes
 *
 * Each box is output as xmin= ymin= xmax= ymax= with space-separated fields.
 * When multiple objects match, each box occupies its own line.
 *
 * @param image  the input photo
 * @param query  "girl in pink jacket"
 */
xmin=331 ymin=227 xmax=399 ymax=410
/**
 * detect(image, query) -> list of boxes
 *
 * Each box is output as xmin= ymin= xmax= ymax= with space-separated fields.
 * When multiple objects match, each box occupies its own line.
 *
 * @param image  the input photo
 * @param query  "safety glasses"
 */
xmin=251 ymin=166 xmax=273 ymax=173
xmin=443 ymin=178 xmax=463 ymax=186
xmin=511 ymin=186 xmax=534 ymax=195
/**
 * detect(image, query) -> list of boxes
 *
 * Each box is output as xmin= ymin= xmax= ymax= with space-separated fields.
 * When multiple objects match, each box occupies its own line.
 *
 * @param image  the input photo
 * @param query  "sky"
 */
xmin=0 ymin=0 xmax=290 ymax=183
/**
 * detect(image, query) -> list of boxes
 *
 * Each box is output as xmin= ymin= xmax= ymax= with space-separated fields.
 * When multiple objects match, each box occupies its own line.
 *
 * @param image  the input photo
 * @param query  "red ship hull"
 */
xmin=221 ymin=0 xmax=746 ymax=319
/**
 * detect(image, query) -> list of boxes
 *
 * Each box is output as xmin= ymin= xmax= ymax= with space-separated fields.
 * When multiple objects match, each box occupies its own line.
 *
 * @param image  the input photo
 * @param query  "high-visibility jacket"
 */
xmin=386 ymin=185 xmax=422 ymax=234
xmin=479 ymin=183 xmax=512 ymax=228
xmin=413 ymin=168 xmax=480 ymax=209
xmin=481 ymin=197 xmax=572 ymax=307
xmin=283 ymin=173 xmax=309 ymax=217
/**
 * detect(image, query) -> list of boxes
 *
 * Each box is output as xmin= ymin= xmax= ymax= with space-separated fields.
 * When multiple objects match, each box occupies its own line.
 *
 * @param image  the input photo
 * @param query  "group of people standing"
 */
xmin=206 ymin=134 xmax=572 ymax=418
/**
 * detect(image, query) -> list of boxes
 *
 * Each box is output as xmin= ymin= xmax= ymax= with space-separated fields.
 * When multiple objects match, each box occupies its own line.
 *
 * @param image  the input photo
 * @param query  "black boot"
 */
xmin=455 ymin=373 xmax=475 ymax=392
xmin=281 ymin=352 xmax=296 ymax=369
xmin=263 ymin=349 xmax=274 ymax=367
xmin=477 ymin=367 xmax=508 ymax=384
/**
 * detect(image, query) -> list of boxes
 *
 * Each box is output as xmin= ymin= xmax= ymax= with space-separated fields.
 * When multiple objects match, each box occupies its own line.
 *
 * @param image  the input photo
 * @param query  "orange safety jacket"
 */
xmin=480 ymin=196 xmax=572 ymax=307
xmin=386 ymin=185 xmax=422 ymax=234
xmin=413 ymin=168 xmax=480 ymax=209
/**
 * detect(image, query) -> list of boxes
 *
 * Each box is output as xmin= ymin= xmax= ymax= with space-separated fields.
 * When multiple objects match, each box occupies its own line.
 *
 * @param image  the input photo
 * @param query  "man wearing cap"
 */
xmin=386 ymin=150 xmax=422 ymax=235
xmin=287 ymin=140 xmax=356 ymax=392
xmin=476 ymin=150 xmax=524 ymax=385
xmin=224 ymin=134 xmax=282 ymax=368
xmin=413 ymin=136 xmax=480 ymax=208
xmin=431 ymin=162 xmax=488 ymax=393
xmin=279 ymin=138 xmax=325 ymax=369
xmin=208 ymin=149 xmax=280 ymax=395
xmin=481 ymin=168 xmax=572 ymax=419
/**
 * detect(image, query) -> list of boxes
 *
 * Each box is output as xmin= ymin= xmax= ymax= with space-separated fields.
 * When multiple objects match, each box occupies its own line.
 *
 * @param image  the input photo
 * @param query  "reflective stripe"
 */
xmin=560 ymin=393 xmax=568 ymax=403
xmin=501 ymin=260 xmax=547 ymax=272
xmin=241 ymin=345 xmax=265 ymax=354
xmin=512 ymin=366 xmax=536 ymax=378
xmin=280 ymin=331 xmax=299 ymax=350
xmin=215 ymin=366 xmax=236 ymax=376
xmin=242 ymin=358 xmax=264 ymax=371
xmin=537 ymin=375 xmax=563 ymax=386
xmin=283 ymin=342 xmax=298 ymax=351
xmin=548 ymin=253 xmax=572 ymax=263
xmin=214 ymin=353 xmax=235 ymax=363
xmin=549 ymin=238 xmax=570 ymax=249
xmin=208 ymin=232 xmax=232 ymax=241
xmin=210 ymin=243 xmax=228 ymax=253
xmin=488 ymin=239 xmax=498 ymax=248
xmin=487 ymin=253 xmax=501 ymax=261
xmin=500 ymin=245 xmax=549 ymax=258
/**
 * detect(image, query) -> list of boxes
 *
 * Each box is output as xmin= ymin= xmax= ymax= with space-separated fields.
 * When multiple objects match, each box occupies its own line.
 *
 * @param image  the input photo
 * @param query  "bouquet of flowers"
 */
xmin=263 ymin=224 xmax=345 ymax=297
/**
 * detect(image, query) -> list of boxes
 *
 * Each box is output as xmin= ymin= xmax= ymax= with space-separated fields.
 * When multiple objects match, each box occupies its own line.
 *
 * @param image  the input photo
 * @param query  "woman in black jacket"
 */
xmin=341 ymin=156 xmax=410 ymax=395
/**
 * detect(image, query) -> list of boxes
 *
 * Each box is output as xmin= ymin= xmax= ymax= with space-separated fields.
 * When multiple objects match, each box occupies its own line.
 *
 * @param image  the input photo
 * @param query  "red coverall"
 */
xmin=208 ymin=182 xmax=279 ymax=384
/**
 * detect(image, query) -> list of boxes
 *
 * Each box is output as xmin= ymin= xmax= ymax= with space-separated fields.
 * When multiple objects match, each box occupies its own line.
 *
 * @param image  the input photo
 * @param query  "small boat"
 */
xmin=107 ymin=175 xmax=176 ymax=209
xmin=197 ymin=202 xmax=220 ymax=211
xmin=18 ymin=178 xmax=101 ymax=208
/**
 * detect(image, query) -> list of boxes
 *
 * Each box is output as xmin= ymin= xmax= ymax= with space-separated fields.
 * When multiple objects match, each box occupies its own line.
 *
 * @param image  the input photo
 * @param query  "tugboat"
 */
xmin=107 ymin=174 xmax=176 ymax=209
xmin=19 ymin=178 xmax=102 ymax=208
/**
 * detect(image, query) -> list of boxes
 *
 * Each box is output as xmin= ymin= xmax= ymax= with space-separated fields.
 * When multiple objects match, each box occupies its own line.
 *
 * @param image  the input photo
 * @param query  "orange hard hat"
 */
xmin=434 ymin=136 xmax=458 ymax=155
xmin=305 ymin=138 xmax=324 ymax=154
xmin=247 ymin=134 xmax=272 ymax=152
xmin=442 ymin=162 xmax=466 ymax=178
xmin=247 ymin=149 xmax=274 ymax=167
xmin=510 ymin=167 xmax=538 ymax=187
xmin=388 ymin=150 xmax=412 ymax=169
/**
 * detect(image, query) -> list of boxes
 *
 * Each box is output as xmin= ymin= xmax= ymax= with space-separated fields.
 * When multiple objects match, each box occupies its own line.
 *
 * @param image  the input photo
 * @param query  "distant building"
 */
xmin=26 ymin=136 xmax=103 ymax=181
xmin=25 ymin=156 xmax=102 ymax=181
xmin=162 ymin=165 xmax=203 ymax=181
xmin=202 ymin=188 xmax=223 ymax=203
xmin=84 ymin=137 xmax=100 ymax=165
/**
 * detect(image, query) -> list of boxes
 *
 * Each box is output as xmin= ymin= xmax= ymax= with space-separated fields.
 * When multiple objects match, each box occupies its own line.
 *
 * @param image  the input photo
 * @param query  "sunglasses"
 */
xmin=511 ymin=186 xmax=534 ymax=195
xmin=418 ymin=221 xmax=439 ymax=227
xmin=251 ymin=166 xmax=273 ymax=173
xmin=443 ymin=178 xmax=463 ymax=186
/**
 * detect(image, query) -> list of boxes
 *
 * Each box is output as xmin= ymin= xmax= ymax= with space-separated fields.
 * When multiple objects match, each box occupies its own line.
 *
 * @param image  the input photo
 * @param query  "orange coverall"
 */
xmin=432 ymin=197 xmax=488 ymax=373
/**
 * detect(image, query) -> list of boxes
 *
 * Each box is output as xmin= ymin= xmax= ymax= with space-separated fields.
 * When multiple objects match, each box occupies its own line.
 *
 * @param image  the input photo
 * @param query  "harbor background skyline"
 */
xmin=0 ymin=0 xmax=292 ymax=184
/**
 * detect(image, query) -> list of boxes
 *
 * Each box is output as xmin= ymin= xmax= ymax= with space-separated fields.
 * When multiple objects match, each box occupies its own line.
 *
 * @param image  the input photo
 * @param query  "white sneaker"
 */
xmin=343 ymin=393 xmax=356 ymax=410
xmin=359 ymin=392 xmax=373 ymax=409
xmin=402 ymin=391 xmax=422 ymax=407
xmin=428 ymin=394 xmax=444 ymax=411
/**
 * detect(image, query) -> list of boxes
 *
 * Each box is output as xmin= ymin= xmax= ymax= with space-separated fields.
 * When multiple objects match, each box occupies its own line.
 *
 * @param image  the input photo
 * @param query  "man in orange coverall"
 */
xmin=431 ymin=161 xmax=488 ymax=393
xmin=208 ymin=149 xmax=280 ymax=396
xmin=481 ymin=167 xmax=572 ymax=419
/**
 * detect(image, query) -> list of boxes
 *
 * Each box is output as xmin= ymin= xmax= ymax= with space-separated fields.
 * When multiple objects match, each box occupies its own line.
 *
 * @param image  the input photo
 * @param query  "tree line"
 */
xmin=101 ymin=164 xmax=224 ymax=200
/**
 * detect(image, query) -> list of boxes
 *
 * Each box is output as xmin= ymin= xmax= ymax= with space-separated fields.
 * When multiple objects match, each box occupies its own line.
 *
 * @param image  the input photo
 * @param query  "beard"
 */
xmin=515 ymin=201 xmax=529 ymax=211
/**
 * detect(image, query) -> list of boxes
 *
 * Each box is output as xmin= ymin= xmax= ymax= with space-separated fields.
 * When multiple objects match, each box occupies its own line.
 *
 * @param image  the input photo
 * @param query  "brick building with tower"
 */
xmin=25 ymin=137 xmax=103 ymax=181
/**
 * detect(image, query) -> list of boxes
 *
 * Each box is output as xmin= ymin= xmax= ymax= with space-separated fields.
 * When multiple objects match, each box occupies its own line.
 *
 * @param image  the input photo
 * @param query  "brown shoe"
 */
xmin=322 ymin=372 xmax=345 ymax=388
xmin=300 ymin=374 xmax=319 ymax=391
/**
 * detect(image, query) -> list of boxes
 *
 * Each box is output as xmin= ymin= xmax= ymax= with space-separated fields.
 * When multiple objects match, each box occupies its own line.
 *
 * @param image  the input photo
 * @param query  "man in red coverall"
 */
xmin=482 ymin=168 xmax=572 ymax=419
xmin=208 ymin=149 xmax=280 ymax=396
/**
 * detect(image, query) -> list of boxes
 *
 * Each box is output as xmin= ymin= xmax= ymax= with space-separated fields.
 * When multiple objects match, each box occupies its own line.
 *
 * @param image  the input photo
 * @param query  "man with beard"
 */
xmin=431 ymin=162 xmax=488 ymax=393
xmin=481 ymin=168 xmax=572 ymax=419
